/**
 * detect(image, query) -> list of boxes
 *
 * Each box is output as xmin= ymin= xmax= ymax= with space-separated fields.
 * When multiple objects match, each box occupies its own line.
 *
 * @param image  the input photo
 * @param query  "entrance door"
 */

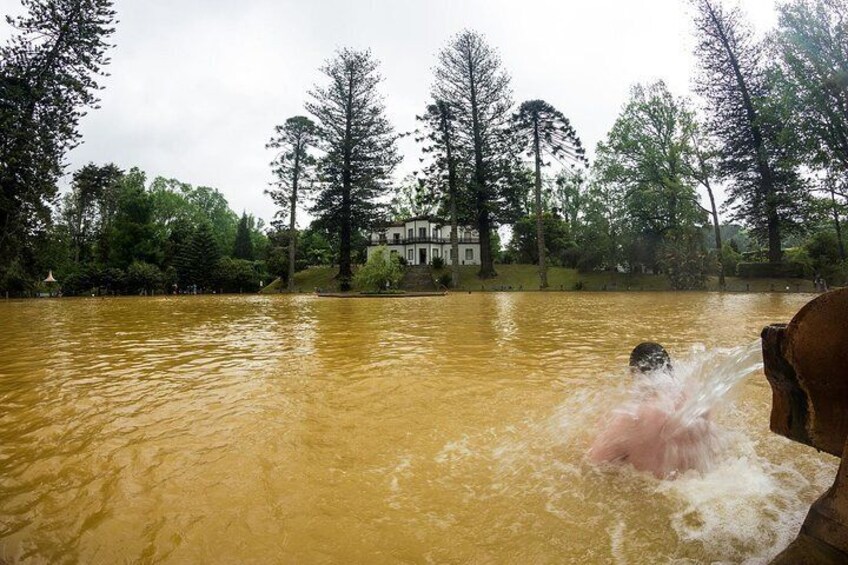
xmin=419 ymin=248 xmax=427 ymax=265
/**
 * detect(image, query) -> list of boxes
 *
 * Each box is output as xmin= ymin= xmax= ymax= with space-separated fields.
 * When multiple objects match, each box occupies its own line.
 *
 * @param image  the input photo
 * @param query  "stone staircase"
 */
xmin=400 ymin=265 xmax=437 ymax=291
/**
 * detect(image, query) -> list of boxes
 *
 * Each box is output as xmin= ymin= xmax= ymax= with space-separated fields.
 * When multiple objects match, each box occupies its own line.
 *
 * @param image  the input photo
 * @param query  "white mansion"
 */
xmin=366 ymin=216 xmax=482 ymax=266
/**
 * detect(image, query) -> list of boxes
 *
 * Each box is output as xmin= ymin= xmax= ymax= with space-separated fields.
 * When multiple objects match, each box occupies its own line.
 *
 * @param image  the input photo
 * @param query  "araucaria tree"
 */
xmin=266 ymin=116 xmax=317 ymax=290
xmin=0 ymin=0 xmax=116 ymax=283
xmin=307 ymin=49 xmax=400 ymax=291
xmin=511 ymin=100 xmax=586 ymax=288
xmin=692 ymin=0 xmax=803 ymax=263
xmin=416 ymin=100 xmax=466 ymax=288
xmin=432 ymin=30 xmax=516 ymax=279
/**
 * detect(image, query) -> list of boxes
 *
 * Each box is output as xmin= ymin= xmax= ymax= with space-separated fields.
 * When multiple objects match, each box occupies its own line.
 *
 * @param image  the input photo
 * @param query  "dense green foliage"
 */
xmin=581 ymin=82 xmax=713 ymax=286
xmin=693 ymin=0 xmax=806 ymax=262
xmin=507 ymin=213 xmax=577 ymax=268
xmin=3 ymin=163 xmax=269 ymax=296
xmin=1 ymin=0 xmax=117 ymax=285
xmin=773 ymin=0 xmax=848 ymax=262
xmin=233 ymin=213 xmax=255 ymax=260
xmin=657 ymin=231 xmax=709 ymax=290
xmin=353 ymin=246 xmax=404 ymax=291
xmin=773 ymin=0 xmax=848 ymax=176
xmin=3 ymin=1 xmax=846 ymax=295
xmin=306 ymin=49 xmax=400 ymax=290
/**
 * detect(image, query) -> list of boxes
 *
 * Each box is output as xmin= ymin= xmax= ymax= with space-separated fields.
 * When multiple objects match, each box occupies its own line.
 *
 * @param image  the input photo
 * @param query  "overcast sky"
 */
xmin=1 ymin=0 xmax=779 ymax=225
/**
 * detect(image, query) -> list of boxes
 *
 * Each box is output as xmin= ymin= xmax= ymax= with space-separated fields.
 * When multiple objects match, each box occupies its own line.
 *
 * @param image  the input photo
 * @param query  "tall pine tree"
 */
xmin=233 ymin=212 xmax=254 ymax=260
xmin=306 ymin=49 xmax=400 ymax=291
xmin=432 ymin=30 xmax=518 ymax=279
xmin=0 ymin=0 xmax=117 ymax=284
xmin=188 ymin=222 xmax=220 ymax=291
xmin=266 ymin=116 xmax=317 ymax=290
xmin=416 ymin=101 xmax=467 ymax=288
xmin=511 ymin=100 xmax=586 ymax=288
xmin=692 ymin=0 xmax=804 ymax=263
xmin=63 ymin=162 xmax=123 ymax=265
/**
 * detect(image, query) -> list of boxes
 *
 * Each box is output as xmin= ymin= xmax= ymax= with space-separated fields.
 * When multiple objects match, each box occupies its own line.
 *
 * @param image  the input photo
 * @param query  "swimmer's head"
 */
xmin=629 ymin=342 xmax=672 ymax=375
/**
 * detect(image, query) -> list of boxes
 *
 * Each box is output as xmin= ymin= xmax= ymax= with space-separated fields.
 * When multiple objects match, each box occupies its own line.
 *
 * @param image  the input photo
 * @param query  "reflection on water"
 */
xmin=0 ymin=293 xmax=836 ymax=563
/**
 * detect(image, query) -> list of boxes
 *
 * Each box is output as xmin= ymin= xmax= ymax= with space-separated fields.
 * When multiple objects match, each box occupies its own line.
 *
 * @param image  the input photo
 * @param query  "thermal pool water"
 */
xmin=0 ymin=293 xmax=837 ymax=563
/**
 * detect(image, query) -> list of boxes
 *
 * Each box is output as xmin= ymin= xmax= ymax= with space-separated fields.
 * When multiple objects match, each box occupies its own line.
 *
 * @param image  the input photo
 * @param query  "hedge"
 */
xmin=736 ymin=261 xmax=806 ymax=279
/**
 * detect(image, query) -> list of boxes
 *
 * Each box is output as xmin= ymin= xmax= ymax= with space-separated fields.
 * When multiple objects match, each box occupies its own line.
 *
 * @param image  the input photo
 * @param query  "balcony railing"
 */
xmin=369 ymin=236 xmax=480 ymax=245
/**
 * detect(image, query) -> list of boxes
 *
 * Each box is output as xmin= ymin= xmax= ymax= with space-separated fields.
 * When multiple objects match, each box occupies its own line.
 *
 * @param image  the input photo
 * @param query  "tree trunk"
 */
xmin=287 ymin=148 xmax=300 ymax=291
xmin=339 ymin=187 xmax=353 ymax=290
xmin=339 ymin=73 xmax=355 ymax=291
xmin=533 ymin=117 xmax=548 ymax=289
xmin=832 ymin=186 xmax=846 ymax=261
xmin=74 ymin=197 xmax=86 ymax=264
xmin=467 ymin=56 xmax=496 ymax=279
xmin=438 ymin=103 xmax=461 ymax=288
xmin=450 ymin=196 xmax=460 ymax=288
xmin=766 ymin=197 xmax=782 ymax=264
xmin=694 ymin=144 xmax=726 ymax=288
xmin=706 ymin=179 xmax=725 ymax=288
xmin=706 ymin=0 xmax=781 ymax=263
xmin=476 ymin=212 xmax=495 ymax=278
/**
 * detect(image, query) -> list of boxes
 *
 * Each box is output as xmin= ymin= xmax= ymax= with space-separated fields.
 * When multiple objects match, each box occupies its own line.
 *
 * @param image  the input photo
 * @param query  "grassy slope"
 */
xmin=261 ymin=264 xmax=822 ymax=294
xmin=260 ymin=266 xmax=345 ymax=294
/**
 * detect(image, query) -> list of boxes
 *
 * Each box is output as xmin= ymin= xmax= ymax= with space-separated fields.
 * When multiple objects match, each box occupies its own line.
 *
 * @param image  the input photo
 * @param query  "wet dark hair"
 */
xmin=629 ymin=342 xmax=672 ymax=374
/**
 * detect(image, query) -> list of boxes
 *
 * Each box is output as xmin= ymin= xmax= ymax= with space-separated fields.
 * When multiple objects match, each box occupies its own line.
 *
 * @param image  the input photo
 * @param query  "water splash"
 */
xmin=670 ymin=340 xmax=764 ymax=431
xmin=589 ymin=341 xmax=765 ymax=478
xmin=582 ymin=340 xmax=835 ymax=560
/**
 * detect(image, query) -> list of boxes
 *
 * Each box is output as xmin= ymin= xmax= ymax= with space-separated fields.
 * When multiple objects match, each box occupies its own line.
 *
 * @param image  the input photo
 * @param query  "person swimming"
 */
xmin=628 ymin=342 xmax=672 ymax=374
xmin=588 ymin=342 xmax=721 ymax=479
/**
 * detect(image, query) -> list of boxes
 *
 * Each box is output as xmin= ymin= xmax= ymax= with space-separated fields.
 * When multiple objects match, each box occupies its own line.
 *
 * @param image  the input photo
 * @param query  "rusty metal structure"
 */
xmin=762 ymin=288 xmax=848 ymax=563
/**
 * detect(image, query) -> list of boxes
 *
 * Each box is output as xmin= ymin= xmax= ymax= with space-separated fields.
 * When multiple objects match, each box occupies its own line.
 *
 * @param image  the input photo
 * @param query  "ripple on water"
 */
xmin=0 ymin=292 xmax=836 ymax=563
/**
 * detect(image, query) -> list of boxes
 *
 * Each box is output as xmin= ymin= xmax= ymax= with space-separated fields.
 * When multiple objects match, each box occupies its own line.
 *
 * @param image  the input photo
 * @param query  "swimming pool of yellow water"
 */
xmin=0 ymin=293 xmax=836 ymax=563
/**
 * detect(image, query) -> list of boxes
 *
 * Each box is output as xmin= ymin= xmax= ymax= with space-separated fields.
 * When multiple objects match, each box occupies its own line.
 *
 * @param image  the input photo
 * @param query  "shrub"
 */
xmin=59 ymin=270 xmax=92 ymax=296
xmin=803 ymin=231 xmax=844 ymax=283
xmin=126 ymin=261 xmax=165 ymax=294
xmin=99 ymin=268 xmax=127 ymax=294
xmin=0 ymin=259 xmax=34 ymax=295
xmin=438 ymin=273 xmax=452 ymax=288
xmin=658 ymin=232 xmax=708 ymax=290
xmin=59 ymin=264 xmax=104 ymax=296
xmin=720 ymin=242 xmax=742 ymax=277
xmin=736 ymin=262 xmax=806 ymax=278
xmin=266 ymin=245 xmax=288 ymax=280
xmin=784 ymin=247 xmax=813 ymax=277
xmin=215 ymin=257 xmax=260 ymax=293
xmin=431 ymin=256 xmax=445 ymax=269
xmin=354 ymin=246 xmax=404 ymax=291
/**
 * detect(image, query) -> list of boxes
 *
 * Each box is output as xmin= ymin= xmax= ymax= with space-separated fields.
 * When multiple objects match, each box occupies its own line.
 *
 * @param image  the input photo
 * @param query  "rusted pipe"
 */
xmin=762 ymin=288 xmax=848 ymax=563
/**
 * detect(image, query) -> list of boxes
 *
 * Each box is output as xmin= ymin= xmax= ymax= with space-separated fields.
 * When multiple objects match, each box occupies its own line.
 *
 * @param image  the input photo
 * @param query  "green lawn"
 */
xmin=430 ymin=264 xmax=820 ymax=293
xmin=261 ymin=263 xmax=823 ymax=294
xmin=444 ymin=264 xmax=668 ymax=291
xmin=260 ymin=266 xmax=345 ymax=294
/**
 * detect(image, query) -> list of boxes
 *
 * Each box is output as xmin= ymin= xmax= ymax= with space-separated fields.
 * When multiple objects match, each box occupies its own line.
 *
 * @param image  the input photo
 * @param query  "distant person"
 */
xmin=588 ymin=342 xmax=720 ymax=479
